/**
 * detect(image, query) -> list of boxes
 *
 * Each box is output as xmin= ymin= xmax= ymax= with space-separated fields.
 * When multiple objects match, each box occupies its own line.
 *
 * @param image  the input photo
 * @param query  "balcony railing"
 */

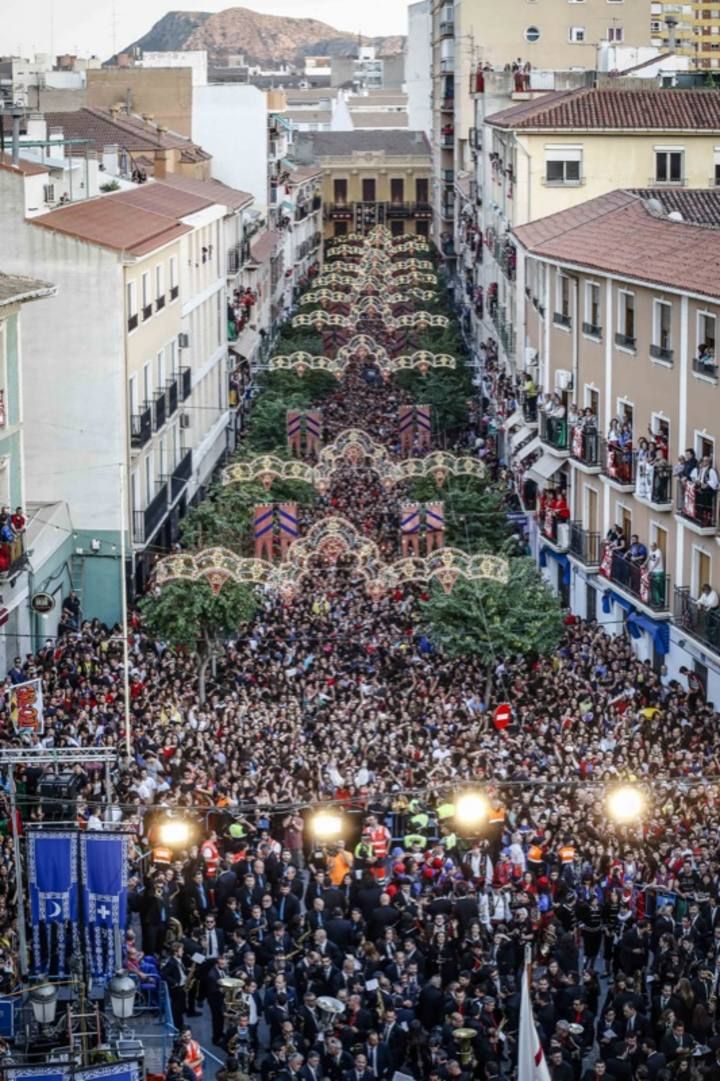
xmin=650 ymin=343 xmax=674 ymax=364
xmin=166 ymin=377 xmax=179 ymax=418
xmin=412 ymin=202 xmax=433 ymax=219
xmin=130 ymin=404 xmax=152 ymax=449
xmin=142 ymin=304 xmax=153 ymax=322
xmin=441 ymin=96 xmax=455 ymax=111
xmin=600 ymin=437 xmax=636 ymax=488
xmin=441 ymin=133 xmax=454 ymax=149
xmin=170 ymin=284 xmax=179 ymax=301
xmin=154 ymin=389 xmax=167 ymax=432
xmin=600 ymin=545 xmax=671 ymax=612
xmin=569 ymin=522 xmax=601 ymax=566
xmin=171 ymin=448 xmax=193 ymax=501
xmin=675 ymin=479 xmax=719 ymax=532
xmin=582 ymin=321 xmax=602 ymax=339
xmin=636 ymin=460 xmax=672 ymax=507
xmin=134 ymin=482 xmax=169 ymax=545
xmin=439 ymin=19 xmax=454 ymax=36
xmin=0 ymin=535 xmax=26 ymax=578
xmin=227 ymin=247 xmax=241 ymax=275
xmin=180 ymin=366 xmax=192 ymax=401
xmin=521 ymin=396 xmax=538 ymax=424
xmin=127 ymin=313 xmax=138 ymax=332
xmin=692 ymin=355 xmax=719 ymax=380
xmin=569 ymin=424 xmax=600 ymax=468
xmin=156 ymin=294 xmax=166 ymax=312
xmin=328 ymin=204 xmax=354 ymax=220
xmin=615 ymin=331 xmax=637 ymax=351
xmin=674 ymin=586 xmax=720 ymax=655
xmin=553 ymin=312 xmax=572 ymax=329
xmin=540 ymin=412 xmax=569 ymax=452
xmin=386 ymin=202 xmax=411 ymax=219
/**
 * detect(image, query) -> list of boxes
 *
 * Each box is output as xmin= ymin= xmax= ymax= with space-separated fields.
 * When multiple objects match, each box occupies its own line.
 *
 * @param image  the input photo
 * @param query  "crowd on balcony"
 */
xmin=0 ymin=506 xmax=25 ymax=572
xmin=675 ymin=452 xmax=720 ymax=528
xmin=601 ymin=527 xmax=666 ymax=608
xmin=228 ymin=289 xmax=258 ymax=340
xmin=537 ymin=487 xmax=570 ymax=544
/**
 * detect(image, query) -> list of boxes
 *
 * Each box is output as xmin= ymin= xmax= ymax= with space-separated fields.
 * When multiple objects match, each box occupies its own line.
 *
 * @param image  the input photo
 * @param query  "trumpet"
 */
xmin=376 ymin=984 xmax=386 ymax=1021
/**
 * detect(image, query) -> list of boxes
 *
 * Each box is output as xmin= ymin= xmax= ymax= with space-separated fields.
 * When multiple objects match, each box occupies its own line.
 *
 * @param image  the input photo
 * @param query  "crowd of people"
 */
xmin=2 ymin=249 xmax=720 ymax=1081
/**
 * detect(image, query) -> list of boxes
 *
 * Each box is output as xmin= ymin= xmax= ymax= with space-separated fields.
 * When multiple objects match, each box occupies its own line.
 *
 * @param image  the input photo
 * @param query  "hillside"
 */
xmin=120 ymin=6 xmax=405 ymax=67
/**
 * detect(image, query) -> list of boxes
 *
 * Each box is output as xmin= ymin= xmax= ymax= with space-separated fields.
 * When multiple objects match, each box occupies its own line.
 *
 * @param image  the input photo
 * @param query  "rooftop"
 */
xmin=513 ymin=189 xmax=720 ymax=301
xmin=0 ymin=272 xmax=56 ymax=307
xmin=351 ymin=113 xmax=409 ymax=128
xmin=0 ymin=152 xmax=47 ymax=177
xmin=158 ymin=173 xmax=253 ymax=212
xmin=249 ymin=228 xmax=279 ymax=264
xmin=295 ymin=130 xmax=431 ymax=160
xmin=485 ymin=88 xmax=720 ymax=131
xmin=43 ymin=107 xmax=211 ymax=158
xmin=628 ymin=187 xmax=720 ymax=226
xmin=31 ymin=197 xmax=191 ymax=257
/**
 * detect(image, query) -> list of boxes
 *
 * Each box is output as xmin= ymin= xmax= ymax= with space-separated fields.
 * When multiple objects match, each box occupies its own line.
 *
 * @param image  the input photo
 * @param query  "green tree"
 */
xmin=410 ymin=476 xmax=510 ymax=553
xmin=180 ymin=475 xmax=314 ymax=554
xmin=139 ymin=579 xmax=257 ymax=702
xmin=420 ymin=558 xmax=564 ymax=689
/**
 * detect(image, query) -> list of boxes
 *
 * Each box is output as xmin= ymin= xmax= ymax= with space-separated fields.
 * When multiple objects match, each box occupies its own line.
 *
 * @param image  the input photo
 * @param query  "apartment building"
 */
xmin=293 ymin=131 xmax=433 ymax=240
xmin=653 ymin=3 xmax=720 ymax=68
xmin=474 ymin=86 xmax=720 ymax=373
xmin=429 ymin=0 xmax=653 ymax=259
xmin=511 ymin=188 xmax=720 ymax=700
xmin=0 ymin=163 xmax=255 ymax=621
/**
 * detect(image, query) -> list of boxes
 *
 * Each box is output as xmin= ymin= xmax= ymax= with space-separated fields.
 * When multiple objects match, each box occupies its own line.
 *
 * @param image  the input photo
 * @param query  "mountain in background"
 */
xmin=118 ymin=6 xmax=405 ymax=67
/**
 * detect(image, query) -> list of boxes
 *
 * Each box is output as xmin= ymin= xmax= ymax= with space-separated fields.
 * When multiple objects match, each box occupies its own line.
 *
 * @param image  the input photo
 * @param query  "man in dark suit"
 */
xmin=297 ymin=991 xmax=322 ymax=1052
xmin=205 ymin=955 xmax=229 ymax=1045
xmin=161 ymin=942 xmax=187 ymax=1030
xmin=363 ymin=1031 xmax=391 ymax=1079
xmin=342 ymin=1052 xmax=375 ymax=1081
xmin=141 ymin=881 xmax=169 ymax=956
xmin=275 ymin=882 xmax=301 ymax=927
xmin=327 ymin=908 xmax=354 ymax=951
xmin=640 ymin=1038 xmax=667 ymax=1081
xmin=215 ymin=863 xmax=238 ymax=913
xmin=305 ymin=898 xmax=329 ymax=934
xmin=323 ymin=1037 xmax=354 ymax=1081
xmin=621 ymin=1002 xmax=650 ymax=1040
xmin=367 ymin=895 xmax=400 ymax=943
xmin=299 ymin=1049 xmax=322 ymax=1081
xmin=221 ymin=897 xmax=244 ymax=935
xmin=184 ymin=870 xmax=211 ymax=920
xmin=418 ymin=974 xmax=445 ymax=1029
xmin=660 ymin=1020 xmax=695 ymax=1061
xmin=380 ymin=1008 xmax=406 ymax=1071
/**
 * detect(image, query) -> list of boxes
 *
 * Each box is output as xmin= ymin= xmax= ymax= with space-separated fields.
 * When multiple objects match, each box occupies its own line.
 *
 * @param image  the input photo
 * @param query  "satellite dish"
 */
xmin=645 ymin=198 xmax=664 ymax=215
xmin=668 ymin=210 xmax=684 ymax=222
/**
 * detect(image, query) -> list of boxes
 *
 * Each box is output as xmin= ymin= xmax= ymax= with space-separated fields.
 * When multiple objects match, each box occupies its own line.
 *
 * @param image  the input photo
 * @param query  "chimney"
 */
xmin=665 ymin=15 xmax=678 ymax=52
xmin=11 ymin=108 xmax=23 ymax=167
xmin=154 ymin=149 xmax=167 ymax=179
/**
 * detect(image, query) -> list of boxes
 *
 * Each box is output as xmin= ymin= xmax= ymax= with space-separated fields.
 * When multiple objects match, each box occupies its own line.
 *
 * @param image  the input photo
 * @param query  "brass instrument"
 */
xmin=285 ymin=929 xmax=312 ymax=960
xmin=166 ymin=917 xmax=184 ymax=946
xmin=316 ymin=995 xmax=345 ymax=1033
xmin=453 ymin=1027 xmax=477 ymax=1069
xmin=376 ymin=984 xmax=386 ymax=1021
xmin=219 ymin=976 xmax=247 ymax=1026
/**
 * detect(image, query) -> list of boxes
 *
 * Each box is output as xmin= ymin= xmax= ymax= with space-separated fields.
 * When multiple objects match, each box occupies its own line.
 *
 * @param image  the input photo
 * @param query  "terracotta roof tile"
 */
xmin=0 ymin=152 xmax=48 ymax=177
xmin=513 ymin=189 xmax=720 ymax=300
xmin=31 ymin=197 xmax=191 ymax=257
xmin=486 ymin=88 xmax=720 ymax=131
xmin=249 ymin=228 xmax=279 ymax=264
xmin=44 ymin=107 xmax=208 ymax=155
xmin=159 ymin=173 xmax=253 ymax=211
xmin=0 ymin=272 xmax=56 ymax=306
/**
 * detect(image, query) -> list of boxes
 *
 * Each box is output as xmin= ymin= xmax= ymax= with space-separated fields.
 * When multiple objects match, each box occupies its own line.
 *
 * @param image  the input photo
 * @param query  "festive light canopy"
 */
xmin=221 ymin=455 xmax=315 ymax=490
xmin=292 ymin=309 xmax=449 ymax=332
xmin=299 ymin=288 xmax=437 ymax=308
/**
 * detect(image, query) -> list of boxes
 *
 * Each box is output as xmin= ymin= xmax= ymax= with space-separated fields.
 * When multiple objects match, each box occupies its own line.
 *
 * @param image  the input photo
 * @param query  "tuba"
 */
xmin=453 ymin=1028 xmax=477 ymax=1069
xmin=316 ymin=996 xmax=345 ymax=1033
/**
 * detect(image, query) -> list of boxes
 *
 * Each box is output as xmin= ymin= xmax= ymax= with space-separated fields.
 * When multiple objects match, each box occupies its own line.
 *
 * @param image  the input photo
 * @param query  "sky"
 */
xmin=0 ymin=0 xmax=410 ymax=62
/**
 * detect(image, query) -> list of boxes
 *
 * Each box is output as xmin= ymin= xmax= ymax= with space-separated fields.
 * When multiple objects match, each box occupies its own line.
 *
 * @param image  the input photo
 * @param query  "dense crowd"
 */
xmin=2 ymin=267 xmax=720 ymax=1081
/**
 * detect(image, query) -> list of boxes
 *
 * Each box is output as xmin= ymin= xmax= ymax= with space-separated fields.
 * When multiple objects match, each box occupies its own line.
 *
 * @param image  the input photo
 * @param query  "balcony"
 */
xmin=553 ymin=312 xmax=572 ymax=329
xmin=127 ymin=313 xmax=138 ymax=333
xmin=441 ymin=201 xmax=455 ymax=221
xmin=600 ymin=545 xmax=671 ymax=614
xmin=180 ymin=366 xmax=192 ymax=401
xmin=674 ymin=587 xmax=720 ymax=656
xmin=312 ymin=194 xmax=322 ymax=212
xmin=692 ymin=354 xmax=719 ymax=381
xmin=675 ymin=480 xmax=719 ymax=535
xmin=569 ymin=424 xmax=601 ymax=472
xmin=328 ymin=204 xmax=354 ymax=221
xmin=130 ymin=404 xmax=152 ymax=450
xmin=142 ymin=304 xmax=153 ymax=322
xmin=540 ymin=412 xmax=570 ymax=456
xmin=166 ymin=377 xmax=179 ymax=419
xmin=521 ymin=396 xmax=539 ymax=426
xmin=441 ymin=96 xmax=455 ymax=112
xmin=614 ymin=331 xmax=637 ymax=352
xmin=170 ymin=448 xmax=193 ymax=501
xmin=440 ymin=56 xmax=454 ymax=73
xmin=650 ymin=343 xmax=674 ymax=365
xmin=227 ymin=246 xmax=241 ymax=275
xmin=635 ymin=461 xmax=673 ymax=511
xmin=441 ymin=132 xmax=454 ymax=149
xmin=156 ymin=294 xmax=166 ymax=312
xmin=439 ymin=19 xmax=454 ymax=36
xmin=582 ymin=321 xmax=602 ymax=340
xmin=412 ymin=202 xmax=433 ymax=219
xmin=295 ymin=204 xmax=309 ymax=222
xmin=443 ymin=168 xmax=455 ymax=184
xmin=134 ymin=482 xmax=169 ymax=546
xmin=0 ymin=535 xmax=26 ymax=579
xmin=153 ymin=389 xmax=167 ymax=432
xmin=569 ymin=522 xmax=601 ymax=569
xmin=386 ymin=202 xmax=411 ymax=219
xmin=538 ymin=511 xmax=570 ymax=553
xmin=600 ymin=437 xmax=636 ymax=491
xmin=170 ymin=284 xmax=179 ymax=301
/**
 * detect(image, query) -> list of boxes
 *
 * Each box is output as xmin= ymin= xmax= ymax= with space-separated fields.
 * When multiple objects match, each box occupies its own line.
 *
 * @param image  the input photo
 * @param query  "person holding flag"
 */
xmin=519 ymin=945 xmax=552 ymax=1081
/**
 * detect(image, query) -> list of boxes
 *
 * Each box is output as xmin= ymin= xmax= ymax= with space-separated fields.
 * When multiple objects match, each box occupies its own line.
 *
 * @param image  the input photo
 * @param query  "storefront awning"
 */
xmin=230 ymin=327 xmax=260 ymax=362
xmin=516 ymin=435 xmax=541 ymax=463
xmin=502 ymin=409 xmax=523 ymax=432
xmin=510 ymin=425 xmax=532 ymax=451
xmin=526 ymin=453 xmax=561 ymax=486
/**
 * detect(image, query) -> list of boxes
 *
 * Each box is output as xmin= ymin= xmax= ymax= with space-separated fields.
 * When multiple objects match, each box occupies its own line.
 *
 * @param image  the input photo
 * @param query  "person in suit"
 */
xmin=622 ymin=1002 xmax=650 ymax=1040
xmin=367 ymin=895 xmax=400 ymax=943
xmin=342 ymin=1052 xmax=375 ymax=1081
xmin=296 ymin=991 xmax=322 ymax=1051
xmin=660 ymin=1019 xmax=695 ymax=1060
xmin=298 ymin=1049 xmax=322 ymax=1081
xmin=221 ymin=897 xmax=244 ymax=936
xmin=380 ymin=1008 xmax=406 ymax=1071
xmin=161 ymin=942 xmax=188 ymax=1030
xmin=141 ymin=881 xmax=169 ymax=956
xmin=205 ymin=955 xmax=229 ymax=1045
xmin=275 ymin=882 xmax=301 ymax=928
xmin=313 ymin=929 xmax=342 ymax=965
xmin=215 ymin=863 xmax=239 ymax=913
xmin=305 ymin=898 xmax=329 ymax=935
xmin=363 ymin=1031 xmax=391 ymax=1079
xmin=277 ymin=1052 xmax=304 ymax=1081
xmin=323 ymin=1037 xmax=354 ymax=1081
xmin=184 ymin=870 xmax=212 ymax=921
xmin=418 ymin=973 xmax=445 ymax=1029
xmin=198 ymin=915 xmax=225 ymax=1005
xmin=326 ymin=908 xmax=354 ymax=951
xmin=640 ymin=1038 xmax=667 ymax=1081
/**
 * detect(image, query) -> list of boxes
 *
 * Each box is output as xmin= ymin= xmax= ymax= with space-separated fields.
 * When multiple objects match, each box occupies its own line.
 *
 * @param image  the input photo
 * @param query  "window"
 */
xmin=525 ymin=25 xmax=541 ymax=41
xmin=390 ymin=178 xmax=404 ymax=204
xmin=362 ymin=178 xmax=376 ymax=202
xmin=390 ymin=220 xmax=404 ymax=237
xmin=695 ymin=431 xmax=715 ymax=463
xmin=544 ymin=145 xmax=582 ymax=184
xmin=126 ymin=281 xmax=138 ymax=332
xmin=617 ymin=290 xmax=636 ymax=348
xmin=714 ymin=148 xmax=720 ymax=185
xmin=334 ymin=221 xmax=348 ymax=237
xmin=129 ymin=374 xmax=138 ymax=417
xmin=416 ymin=220 xmax=430 ymax=237
xmin=655 ymin=149 xmax=684 ymax=184
xmin=584 ymin=281 xmax=602 ymax=336
xmin=569 ymin=26 xmax=586 ymax=41
xmin=554 ymin=273 xmax=572 ymax=326
xmin=144 ymin=454 xmax=153 ymax=505
xmin=169 ymin=256 xmax=179 ymax=300
xmin=651 ymin=299 xmax=673 ymax=361
xmin=692 ymin=546 xmax=712 ymax=597
xmin=155 ymin=264 xmax=164 ymax=310
xmin=698 ymin=310 xmax=717 ymax=354
xmin=167 ymin=338 xmax=178 ymax=377
xmin=143 ymin=361 xmax=152 ymax=405
xmin=608 ymin=24 xmax=624 ymax=41
xmin=156 ymin=349 xmax=165 ymax=390
xmin=141 ymin=272 xmax=151 ymax=319
xmin=334 ymin=178 xmax=348 ymax=205
xmin=416 ymin=177 xmax=429 ymax=203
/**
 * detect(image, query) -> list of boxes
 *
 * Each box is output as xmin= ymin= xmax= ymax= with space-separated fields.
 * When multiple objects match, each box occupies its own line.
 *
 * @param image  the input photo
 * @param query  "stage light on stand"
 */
xmin=607 ymin=785 xmax=645 ymax=824
xmin=311 ymin=811 xmax=343 ymax=843
xmin=455 ymin=791 xmax=490 ymax=831
xmin=157 ymin=818 xmax=191 ymax=847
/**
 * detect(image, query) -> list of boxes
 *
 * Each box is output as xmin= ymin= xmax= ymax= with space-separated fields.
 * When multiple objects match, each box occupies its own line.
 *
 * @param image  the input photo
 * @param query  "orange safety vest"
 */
xmin=528 ymin=844 xmax=543 ymax=862
xmin=200 ymin=840 xmax=220 ymax=877
xmin=152 ymin=845 xmax=173 ymax=865
xmin=489 ymin=809 xmax=506 ymax=825
xmin=559 ymin=845 xmax=575 ymax=864
xmin=185 ymin=1038 xmax=203 ymax=1080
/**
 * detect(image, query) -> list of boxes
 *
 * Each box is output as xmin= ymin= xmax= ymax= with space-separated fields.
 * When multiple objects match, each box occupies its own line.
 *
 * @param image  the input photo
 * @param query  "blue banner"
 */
xmin=28 ymin=830 xmax=79 ymax=975
xmin=6 ymin=1070 xmax=68 ymax=1081
xmin=80 ymin=832 xmax=130 ymax=978
xmin=75 ymin=1064 xmax=141 ymax=1081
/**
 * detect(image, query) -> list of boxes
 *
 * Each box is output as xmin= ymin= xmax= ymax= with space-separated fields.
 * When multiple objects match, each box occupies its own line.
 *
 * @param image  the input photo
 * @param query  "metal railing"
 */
xmin=615 ymin=331 xmax=637 ymax=350
xmin=134 ymin=482 xmax=169 ymax=545
xmin=636 ymin=461 xmax=672 ymax=506
xmin=130 ymin=405 xmax=152 ymax=449
xmin=540 ymin=412 xmax=569 ymax=452
xmin=171 ymin=448 xmax=193 ymax=501
xmin=600 ymin=437 xmax=636 ymax=486
xmin=650 ymin=343 xmax=674 ymax=364
xmin=553 ymin=312 xmax=572 ymax=328
xmin=692 ymin=355 xmax=719 ymax=380
xmin=0 ymin=535 xmax=26 ymax=578
xmin=582 ymin=321 xmax=602 ymax=339
xmin=569 ymin=424 xmax=600 ymax=468
xmin=675 ymin=479 xmax=719 ymax=531
xmin=153 ymin=389 xmax=167 ymax=432
xmin=166 ymin=377 xmax=179 ymax=418
xmin=569 ymin=523 xmax=600 ymax=566
xmin=674 ymin=587 xmax=720 ymax=654
xmin=603 ymin=546 xmax=671 ymax=612
xmin=180 ymin=366 xmax=192 ymax=400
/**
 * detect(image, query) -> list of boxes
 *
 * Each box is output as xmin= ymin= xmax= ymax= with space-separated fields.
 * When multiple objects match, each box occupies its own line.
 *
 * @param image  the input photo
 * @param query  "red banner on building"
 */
xmin=571 ymin=425 xmax=583 ymax=459
xmin=599 ymin=543 xmax=612 ymax=579
xmin=254 ymin=503 xmax=275 ymax=562
xmin=400 ymin=502 xmax=421 ymax=557
xmin=425 ymin=501 xmax=445 ymax=553
xmin=683 ymin=480 xmax=696 ymax=519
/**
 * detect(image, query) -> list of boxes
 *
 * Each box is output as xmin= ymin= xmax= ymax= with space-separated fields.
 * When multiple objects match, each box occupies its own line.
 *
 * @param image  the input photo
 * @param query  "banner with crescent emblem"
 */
xmin=80 ymin=832 xmax=130 ymax=979
xmin=75 ymin=1062 xmax=142 ymax=1081
xmin=28 ymin=830 xmax=79 ymax=976
xmin=5 ymin=1068 xmax=69 ymax=1081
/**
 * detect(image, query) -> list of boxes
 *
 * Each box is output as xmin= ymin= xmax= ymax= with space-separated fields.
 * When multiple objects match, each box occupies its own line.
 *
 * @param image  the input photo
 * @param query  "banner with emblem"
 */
xmin=571 ymin=425 xmax=584 ymax=460
xmin=599 ymin=544 xmax=613 ymax=579
xmin=28 ymin=830 xmax=79 ymax=976
xmin=10 ymin=678 xmax=44 ymax=735
xmin=79 ymin=832 xmax=130 ymax=979
xmin=75 ymin=1063 xmax=142 ymax=1081
xmin=5 ymin=1069 xmax=69 ymax=1081
xmin=683 ymin=480 xmax=697 ymax=519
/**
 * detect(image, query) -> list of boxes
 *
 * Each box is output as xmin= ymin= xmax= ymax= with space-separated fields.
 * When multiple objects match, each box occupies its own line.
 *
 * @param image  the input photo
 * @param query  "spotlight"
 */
xmin=311 ymin=811 xmax=343 ymax=842
xmin=607 ymin=786 xmax=645 ymax=824
xmin=157 ymin=819 xmax=191 ymax=847
xmin=455 ymin=792 xmax=490 ymax=830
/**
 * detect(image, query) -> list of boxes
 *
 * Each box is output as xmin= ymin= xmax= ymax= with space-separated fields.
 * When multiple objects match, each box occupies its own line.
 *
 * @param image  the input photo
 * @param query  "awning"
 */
xmin=516 ymin=435 xmax=541 ymax=464
xmin=601 ymin=589 xmax=635 ymax=616
xmin=511 ymin=425 xmax=532 ymax=451
xmin=502 ymin=409 xmax=523 ymax=432
xmin=230 ymin=326 xmax=260 ymax=362
xmin=627 ymin=612 xmax=670 ymax=655
xmin=526 ymin=452 xmax=561 ymax=486
xmin=539 ymin=547 xmax=570 ymax=585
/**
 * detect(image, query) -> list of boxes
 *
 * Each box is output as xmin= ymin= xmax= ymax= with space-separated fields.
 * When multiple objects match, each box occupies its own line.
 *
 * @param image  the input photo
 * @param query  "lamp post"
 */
xmin=29 ymin=982 xmax=58 ymax=1026
xmin=108 ymin=970 xmax=137 ymax=1024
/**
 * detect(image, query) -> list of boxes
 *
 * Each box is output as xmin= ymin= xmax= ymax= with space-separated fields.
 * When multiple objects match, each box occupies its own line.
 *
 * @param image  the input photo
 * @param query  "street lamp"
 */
xmin=311 ymin=811 xmax=343 ymax=843
xmin=455 ymin=792 xmax=490 ymax=831
xmin=108 ymin=970 xmax=137 ymax=1021
xmin=607 ymin=785 xmax=645 ymax=825
xmin=29 ymin=982 xmax=58 ymax=1025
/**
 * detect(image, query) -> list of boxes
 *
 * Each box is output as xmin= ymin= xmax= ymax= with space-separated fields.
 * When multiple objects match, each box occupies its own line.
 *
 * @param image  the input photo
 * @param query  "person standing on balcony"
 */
xmin=647 ymin=542 xmax=665 ymax=607
xmin=690 ymin=456 xmax=720 ymax=526
xmin=698 ymin=583 xmax=720 ymax=610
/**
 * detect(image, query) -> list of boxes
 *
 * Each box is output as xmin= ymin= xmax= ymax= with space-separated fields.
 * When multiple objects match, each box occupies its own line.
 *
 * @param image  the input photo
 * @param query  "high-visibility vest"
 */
xmin=152 ymin=845 xmax=173 ymax=865
xmin=200 ymin=840 xmax=220 ymax=877
xmin=489 ymin=809 xmax=506 ymax=825
xmin=528 ymin=844 xmax=544 ymax=862
xmin=437 ymin=802 xmax=455 ymax=821
xmin=559 ymin=845 xmax=575 ymax=864
xmin=367 ymin=826 xmax=390 ymax=859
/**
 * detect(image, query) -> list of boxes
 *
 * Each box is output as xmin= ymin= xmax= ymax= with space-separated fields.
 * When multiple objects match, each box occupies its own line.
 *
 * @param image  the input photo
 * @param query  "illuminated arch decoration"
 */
xmin=387 ymin=351 xmax=457 ymax=376
xmin=336 ymin=334 xmax=391 ymax=367
xmin=154 ymin=547 xmax=274 ymax=595
xmin=394 ymin=451 xmax=487 ymax=487
xmin=221 ymin=455 xmax=315 ymax=491
xmin=376 ymin=548 xmax=510 ymax=594
xmin=267 ymin=351 xmax=342 ymax=377
xmin=292 ymin=309 xmax=448 ymax=333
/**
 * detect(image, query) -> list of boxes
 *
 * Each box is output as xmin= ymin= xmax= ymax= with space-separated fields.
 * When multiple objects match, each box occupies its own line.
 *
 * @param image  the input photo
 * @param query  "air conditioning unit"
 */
xmin=178 ymin=333 xmax=190 ymax=349
xmin=179 ymin=413 xmax=191 ymax=429
xmin=555 ymin=368 xmax=573 ymax=391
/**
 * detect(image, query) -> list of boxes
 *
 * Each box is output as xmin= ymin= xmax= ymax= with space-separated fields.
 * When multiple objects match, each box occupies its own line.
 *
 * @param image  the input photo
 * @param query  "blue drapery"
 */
xmin=601 ymin=589 xmax=635 ymax=615
xmin=80 ymin=833 xmax=130 ymax=979
xmin=76 ymin=1064 xmax=141 ymax=1081
xmin=28 ymin=831 xmax=79 ymax=975
xmin=626 ymin=612 xmax=670 ymax=655
xmin=539 ymin=547 xmax=570 ymax=585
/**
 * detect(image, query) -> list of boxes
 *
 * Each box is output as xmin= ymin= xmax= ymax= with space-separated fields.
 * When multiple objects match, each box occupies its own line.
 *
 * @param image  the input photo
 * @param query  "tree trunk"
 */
xmin=197 ymin=632 xmax=211 ymax=705
xmin=485 ymin=661 xmax=494 ymax=703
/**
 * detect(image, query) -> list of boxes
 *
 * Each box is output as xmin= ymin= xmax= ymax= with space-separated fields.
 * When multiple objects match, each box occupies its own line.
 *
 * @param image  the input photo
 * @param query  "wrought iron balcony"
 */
xmin=569 ymin=523 xmax=601 ymax=567
xmin=540 ymin=412 xmax=569 ymax=453
xmin=170 ymin=448 xmax=193 ymax=501
xmin=675 ymin=479 xmax=719 ymax=534
xmin=130 ymin=404 xmax=152 ymax=449
xmin=582 ymin=321 xmax=602 ymax=339
xmin=674 ymin=586 xmax=720 ymax=655
xmin=180 ymin=366 xmax=192 ymax=401
xmin=134 ymin=482 xmax=169 ymax=545
xmin=600 ymin=544 xmax=671 ymax=613
xmin=650 ymin=343 xmax=674 ymax=364
xmin=569 ymin=424 xmax=600 ymax=470
xmin=692 ymin=355 xmax=719 ymax=380
xmin=0 ymin=535 xmax=27 ymax=579
xmin=153 ymin=389 xmax=167 ymax=431
xmin=615 ymin=331 xmax=637 ymax=351
xmin=600 ymin=437 xmax=636 ymax=489
xmin=166 ymin=377 xmax=179 ymax=418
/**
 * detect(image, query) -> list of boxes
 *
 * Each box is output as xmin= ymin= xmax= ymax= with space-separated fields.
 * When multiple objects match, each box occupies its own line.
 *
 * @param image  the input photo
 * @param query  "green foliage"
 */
xmin=410 ymin=476 xmax=510 ymax=554
xmin=245 ymin=392 xmax=309 ymax=453
xmin=139 ymin=579 xmax=257 ymax=652
xmin=395 ymin=362 xmax=473 ymax=436
xmin=180 ymin=475 xmax=313 ymax=554
xmin=420 ymin=558 xmax=564 ymax=660
xmin=100 ymin=179 xmax=121 ymax=193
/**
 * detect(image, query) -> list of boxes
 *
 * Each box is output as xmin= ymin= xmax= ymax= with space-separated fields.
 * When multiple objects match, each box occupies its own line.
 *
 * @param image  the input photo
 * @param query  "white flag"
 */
xmin=519 ymin=948 xmax=551 ymax=1081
